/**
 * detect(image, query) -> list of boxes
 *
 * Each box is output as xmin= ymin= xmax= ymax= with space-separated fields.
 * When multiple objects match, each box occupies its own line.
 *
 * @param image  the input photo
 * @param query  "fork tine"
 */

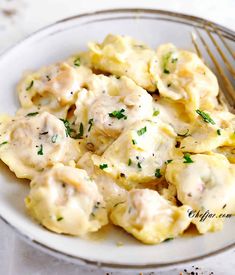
xmin=191 ymin=32 xmax=202 ymax=58
xmin=204 ymin=25 xmax=235 ymax=77
xmin=194 ymin=28 xmax=235 ymax=103
xmin=208 ymin=23 xmax=235 ymax=60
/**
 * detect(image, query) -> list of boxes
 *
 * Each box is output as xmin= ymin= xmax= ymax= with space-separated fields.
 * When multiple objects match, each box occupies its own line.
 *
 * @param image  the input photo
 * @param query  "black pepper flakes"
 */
xmin=175 ymin=141 xmax=181 ymax=148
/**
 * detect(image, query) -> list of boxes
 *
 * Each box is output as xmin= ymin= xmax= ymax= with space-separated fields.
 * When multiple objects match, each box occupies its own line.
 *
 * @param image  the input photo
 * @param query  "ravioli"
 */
xmin=17 ymin=62 xmax=92 ymax=118
xmin=180 ymin=110 xmax=235 ymax=153
xmin=25 ymin=164 xmax=108 ymax=235
xmin=110 ymin=189 xmax=191 ymax=244
xmin=0 ymin=112 xmax=81 ymax=179
xmin=151 ymin=43 xmax=219 ymax=119
xmin=74 ymin=75 xmax=153 ymax=154
xmin=80 ymin=34 xmax=158 ymax=91
xmin=91 ymin=120 xmax=178 ymax=189
xmin=165 ymin=153 xmax=235 ymax=233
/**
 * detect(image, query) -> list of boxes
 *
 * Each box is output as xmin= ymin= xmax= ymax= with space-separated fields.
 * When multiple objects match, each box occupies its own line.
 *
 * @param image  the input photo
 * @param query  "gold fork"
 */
xmin=191 ymin=23 xmax=235 ymax=110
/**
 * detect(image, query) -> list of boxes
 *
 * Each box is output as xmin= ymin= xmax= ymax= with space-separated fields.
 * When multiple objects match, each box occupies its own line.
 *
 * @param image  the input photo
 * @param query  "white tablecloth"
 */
xmin=0 ymin=0 xmax=234 ymax=274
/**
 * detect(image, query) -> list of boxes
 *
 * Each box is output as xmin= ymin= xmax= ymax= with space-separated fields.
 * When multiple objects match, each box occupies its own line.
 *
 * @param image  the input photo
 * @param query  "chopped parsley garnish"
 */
xmin=183 ymin=153 xmax=194 ymax=164
xmin=137 ymin=126 xmax=147 ymax=136
xmin=109 ymin=109 xmax=127 ymax=120
xmin=76 ymin=123 xmax=84 ymax=139
xmin=99 ymin=164 xmax=108 ymax=170
xmin=74 ymin=57 xmax=81 ymax=67
xmin=57 ymin=217 xmax=63 ymax=222
xmin=177 ymin=129 xmax=190 ymax=137
xmin=0 ymin=141 xmax=8 ymax=147
xmin=37 ymin=144 xmax=43 ymax=155
xmin=51 ymin=134 xmax=58 ymax=143
xmin=153 ymin=110 xmax=160 ymax=116
xmin=88 ymin=118 xmax=94 ymax=132
xmin=128 ymin=158 xmax=132 ymax=166
xmin=162 ymin=52 xmax=172 ymax=74
xmin=132 ymin=139 xmax=137 ymax=145
xmin=26 ymin=80 xmax=34 ymax=91
xmin=217 ymin=129 xmax=221 ymax=136
xmin=137 ymin=162 xmax=142 ymax=169
xmin=171 ymin=58 xmax=178 ymax=63
xmin=166 ymin=159 xmax=173 ymax=164
xmin=26 ymin=112 xmax=39 ymax=117
xmin=60 ymin=119 xmax=72 ymax=137
xmin=196 ymin=109 xmax=215 ymax=125
xmin=163 ymin=69 xmax=170 ymax=74
xmin=164 ymin=237 xmax=174 ymax=242
xmin=155 ymin=168 xmax=162 ymax=178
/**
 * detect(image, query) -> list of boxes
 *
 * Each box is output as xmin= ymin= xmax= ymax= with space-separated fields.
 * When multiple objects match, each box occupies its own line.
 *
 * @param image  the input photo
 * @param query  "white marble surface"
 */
xmin=0 ymin=0 xmax=235 ymax=274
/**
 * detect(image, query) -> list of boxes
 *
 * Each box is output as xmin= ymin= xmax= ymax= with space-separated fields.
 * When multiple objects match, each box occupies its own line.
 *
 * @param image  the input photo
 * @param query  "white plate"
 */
xmin=0 ymin=9 xmax=235 ymax=270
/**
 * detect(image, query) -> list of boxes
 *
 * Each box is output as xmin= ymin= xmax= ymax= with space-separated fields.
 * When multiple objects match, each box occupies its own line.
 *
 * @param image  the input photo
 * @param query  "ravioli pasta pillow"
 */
xmin=151 ymin=43 xmax=219 ymax=120
xmin=25 ymin=164 xmax=108 ymax=235
xmin=91 ymin=120 xmax=178 ymax=189
xmin=0 ymin=112 xmax=82 ymax=179
xmin=180 ymin=110 xmax=235 ymax=153
xmin=80 ymin=34 xmax=158 ymax=91
xmin=74 ymin=75 xmax=153 ymax=154
xmin=17 ymin=62 xmax=92 ymax=118
xmin=165 ymin=153 xmax=235 ymax=233
xmin=111 ymin=189 xmax=191 ymax=244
